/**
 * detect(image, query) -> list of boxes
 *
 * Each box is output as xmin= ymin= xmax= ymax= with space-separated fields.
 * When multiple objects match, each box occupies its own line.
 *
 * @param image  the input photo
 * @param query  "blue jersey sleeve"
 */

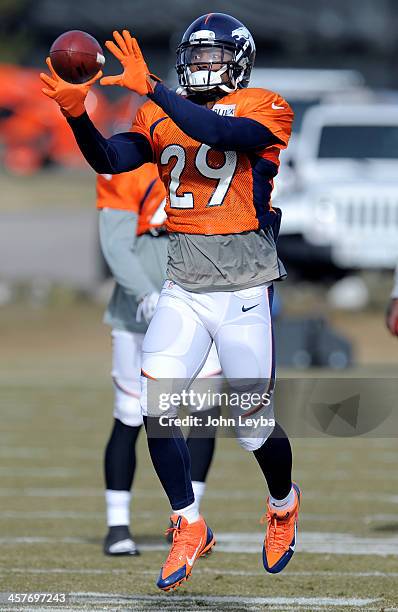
xmin=148 ymin=83 xmax=282 ymax=152
xmin=67 ymin=112 xmax=153 ymax=173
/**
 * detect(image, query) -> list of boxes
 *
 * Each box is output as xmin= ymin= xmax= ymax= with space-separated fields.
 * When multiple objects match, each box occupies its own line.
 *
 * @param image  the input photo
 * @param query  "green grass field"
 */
xmin=1 ymin=302 xmax=398 ymax=611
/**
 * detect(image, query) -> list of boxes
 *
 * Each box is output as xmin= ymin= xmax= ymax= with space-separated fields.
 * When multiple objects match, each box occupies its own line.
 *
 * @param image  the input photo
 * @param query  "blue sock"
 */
xmin=143 ymin=416 xmax=194 ymax=510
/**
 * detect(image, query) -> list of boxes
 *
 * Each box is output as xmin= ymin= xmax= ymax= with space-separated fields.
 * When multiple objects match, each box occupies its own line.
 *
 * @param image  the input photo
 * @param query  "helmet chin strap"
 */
xmin=186 ymin=65 xmax=237 ymax=94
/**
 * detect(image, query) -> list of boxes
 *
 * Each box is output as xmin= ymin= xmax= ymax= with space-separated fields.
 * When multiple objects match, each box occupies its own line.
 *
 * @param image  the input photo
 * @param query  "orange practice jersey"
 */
xmin=131 ymin=88 xmax=293 ymax=235
xmin=96 ymin=163 xmax=167 ymax=235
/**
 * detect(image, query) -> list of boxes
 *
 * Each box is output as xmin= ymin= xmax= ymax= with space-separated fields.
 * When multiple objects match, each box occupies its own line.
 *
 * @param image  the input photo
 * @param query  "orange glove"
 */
xmin=100 ymin=30 xmax=160 ymax=95
xmin=40 ymin=57 xmax=102 ymax=118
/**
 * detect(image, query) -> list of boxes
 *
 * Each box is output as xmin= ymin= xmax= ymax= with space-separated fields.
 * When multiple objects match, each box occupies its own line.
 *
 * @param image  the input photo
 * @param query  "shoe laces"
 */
xmin=260 ymin=510 xmax=291 ymax=553
xmin=164 ymin=518 xmax=191 ymax=566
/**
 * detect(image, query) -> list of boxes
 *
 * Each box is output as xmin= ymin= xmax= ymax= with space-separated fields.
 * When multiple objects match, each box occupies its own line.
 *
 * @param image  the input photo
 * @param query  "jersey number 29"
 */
xmin=160 ymin=144 xmax=237 ymax=209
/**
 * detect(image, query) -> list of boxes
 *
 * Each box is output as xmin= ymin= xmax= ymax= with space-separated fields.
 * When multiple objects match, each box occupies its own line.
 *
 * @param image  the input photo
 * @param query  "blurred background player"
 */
xmin=386 ymin=262 xmax=398 ymax=337
xmin=97 ymin=162 xmax=221 ymax=555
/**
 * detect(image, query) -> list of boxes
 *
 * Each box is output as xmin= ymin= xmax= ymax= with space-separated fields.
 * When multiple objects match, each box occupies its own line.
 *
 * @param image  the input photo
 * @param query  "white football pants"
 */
xmin=141 ymin=281 xmax=275 ymax=451
xmin=111 ymin=327 xmax=221 ymax=427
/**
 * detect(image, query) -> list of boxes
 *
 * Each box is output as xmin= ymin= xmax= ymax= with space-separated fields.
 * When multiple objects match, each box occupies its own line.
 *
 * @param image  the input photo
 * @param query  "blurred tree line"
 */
xmin=1 ymin=0 xmax=398 ymax=85
xmin=0 ymin=0 xmax=35 ymax=62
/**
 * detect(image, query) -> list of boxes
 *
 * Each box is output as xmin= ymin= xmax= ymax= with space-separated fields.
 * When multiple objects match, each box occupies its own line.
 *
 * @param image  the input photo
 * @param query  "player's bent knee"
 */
xmin=113 ymin=379 xmax=143 ymax=427
xmin=114 ymin=399 xmax=143 ymax=427
xmin=238 ymin=435 xmax=270 ymax=452
xmin=237 ymin=422 xmax=275 ymax=452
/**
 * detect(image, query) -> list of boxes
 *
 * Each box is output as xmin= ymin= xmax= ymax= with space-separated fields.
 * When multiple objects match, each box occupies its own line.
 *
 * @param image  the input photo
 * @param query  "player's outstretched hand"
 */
xmin=40 ymin=57 xmax=102 ymax=117
xmin=100 ymin=30 xmax=160 ymax=95
xmin=386 ymin=298 xmax=398 ymax=337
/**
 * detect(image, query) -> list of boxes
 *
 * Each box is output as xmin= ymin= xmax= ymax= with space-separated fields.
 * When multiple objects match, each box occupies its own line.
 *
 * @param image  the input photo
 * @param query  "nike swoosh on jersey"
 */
xmin=271 ymin=102 xmax=285 ymax=110
xmin=242 ymin=304 xmax=259 ymax=312
xmin=186 ymin=538 xmax=203 ymax=566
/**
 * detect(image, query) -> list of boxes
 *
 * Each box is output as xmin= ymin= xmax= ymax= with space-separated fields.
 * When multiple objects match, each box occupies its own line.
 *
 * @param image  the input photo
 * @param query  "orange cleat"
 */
xmin=262 ymin=482 xmax=301 ymax=574
xmin=157 ymin=514 xmax=215 ymax=591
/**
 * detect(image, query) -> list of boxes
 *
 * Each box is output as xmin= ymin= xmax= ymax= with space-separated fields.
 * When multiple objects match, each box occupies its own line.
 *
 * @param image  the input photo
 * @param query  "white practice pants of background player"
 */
xmin=111 ymin=328 xmax=222 ymax=427
xmin=141 ymin=280 xmax=275 ymax=451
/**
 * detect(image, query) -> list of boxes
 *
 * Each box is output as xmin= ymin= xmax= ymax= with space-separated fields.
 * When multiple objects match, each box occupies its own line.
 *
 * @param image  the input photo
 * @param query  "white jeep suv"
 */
xmin=277 ymin=104 xmax=398 ymax=271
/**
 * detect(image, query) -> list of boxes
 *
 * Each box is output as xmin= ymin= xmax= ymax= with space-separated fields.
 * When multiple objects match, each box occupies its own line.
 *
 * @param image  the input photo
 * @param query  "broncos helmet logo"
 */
xmin=232 ymin=26 xmax=254 ymax=48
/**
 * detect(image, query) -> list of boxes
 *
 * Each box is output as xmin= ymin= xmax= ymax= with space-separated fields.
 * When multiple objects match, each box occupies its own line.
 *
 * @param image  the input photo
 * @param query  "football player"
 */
xmin=41 ymin=12 xmax=301 ymax=590
xmin=386 ymin=262 xmax=398 ymax=336
xmin=98 ymin=164 xmax=221 ymax=555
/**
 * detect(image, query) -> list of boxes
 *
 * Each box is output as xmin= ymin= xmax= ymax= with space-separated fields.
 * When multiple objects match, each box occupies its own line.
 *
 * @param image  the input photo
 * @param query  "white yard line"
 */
xmin=0 ymin=447 xmax=52 ymax=459
xmin=197 ymin=568 xmax=398 ymax=578
xmin=4 ymin=567 xmax=130 ymax=575
xmin=0 ymin=608 xmax=389 ymax=612
xmin=1 ymin=486 xmax=398 ymax=504
xmin=3 ymin=444 xmax=394 ymax=464
xmin=0 ymin=608 xmax=79 ymax=612
xmin=0 ymin=511 xmax=104 ymax=519
xmin=0 ymin=537 xmax=87 ymax=544
xmin=1 ymin=509 xmax=397 ymax=524
xmin=0 ymin=447 xmax=99 ymax=460
xmin=215 ymin=532 xmax=398 ymax=556
xmin=0 ymin=532 xmax=397 ymax=556
xmin=0 ymin=467 xmax=82 ymax=478
xmin=71 ymin=592 xmax=381 ymax=607
xmin=0 ymin=488 xmax=104 ymax=497
xmin=2 ymin=567 xmax=398 ymax=579
xmin=4 ymin=463 xmax=396 ymax=482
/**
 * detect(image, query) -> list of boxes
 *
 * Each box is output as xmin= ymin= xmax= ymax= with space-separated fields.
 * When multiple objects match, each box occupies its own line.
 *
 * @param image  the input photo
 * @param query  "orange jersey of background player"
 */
xmin=131 ymin=88 xmax=293 ymax=235
xmin=96 ymin=163 xmax=167 ymax=235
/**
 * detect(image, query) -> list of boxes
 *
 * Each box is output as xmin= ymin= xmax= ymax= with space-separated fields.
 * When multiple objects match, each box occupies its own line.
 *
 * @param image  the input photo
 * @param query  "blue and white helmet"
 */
xmin=176 ymin=13 xmax=256 ymax=95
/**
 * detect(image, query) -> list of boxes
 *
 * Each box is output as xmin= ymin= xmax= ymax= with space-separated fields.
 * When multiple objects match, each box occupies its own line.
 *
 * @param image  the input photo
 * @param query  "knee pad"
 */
xmin=237 ymin=432 xmax=272 ymax=452
xmin=113 ymin=377 xmax=143 ymax=427
xmin=111 ymin=330 xmax=144 ymax=427
xmin=236 ymin=418 xmax=275 ymax=452
xmin=140 ymin=375 xmax=178 ymax=419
